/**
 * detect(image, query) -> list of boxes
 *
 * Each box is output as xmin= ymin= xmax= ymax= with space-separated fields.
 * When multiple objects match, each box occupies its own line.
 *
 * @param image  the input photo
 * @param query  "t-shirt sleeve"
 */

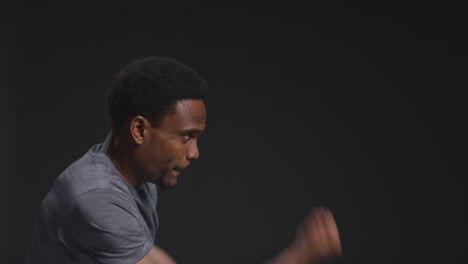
xmin=57 ymin=189 xmax=153 ymax=264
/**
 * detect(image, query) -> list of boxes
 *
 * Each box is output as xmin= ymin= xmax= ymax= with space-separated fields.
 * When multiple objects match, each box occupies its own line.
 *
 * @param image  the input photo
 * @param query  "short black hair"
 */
xmin=107 ymin=56 xmax=208 ymax=131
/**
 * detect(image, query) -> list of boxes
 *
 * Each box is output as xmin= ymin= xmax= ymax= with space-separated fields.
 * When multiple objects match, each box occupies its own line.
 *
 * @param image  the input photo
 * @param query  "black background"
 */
xmin=2 ymin=3 xmax=467 ymax=264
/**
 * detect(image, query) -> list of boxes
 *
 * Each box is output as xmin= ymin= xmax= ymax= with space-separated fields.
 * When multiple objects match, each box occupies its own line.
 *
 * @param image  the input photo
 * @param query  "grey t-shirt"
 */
xmin=26 ymin=137 xmax=158 ymax=264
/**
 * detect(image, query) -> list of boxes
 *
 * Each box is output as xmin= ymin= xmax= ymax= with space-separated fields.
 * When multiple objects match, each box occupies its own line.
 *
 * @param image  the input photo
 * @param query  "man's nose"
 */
xmin=186 ymin=142 xmax=200 ymax=160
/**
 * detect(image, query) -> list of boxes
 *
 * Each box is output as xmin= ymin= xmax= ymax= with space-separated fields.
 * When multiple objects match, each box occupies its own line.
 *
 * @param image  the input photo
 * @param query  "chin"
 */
xmin=157 ymin=178 xmax=178 ymax=190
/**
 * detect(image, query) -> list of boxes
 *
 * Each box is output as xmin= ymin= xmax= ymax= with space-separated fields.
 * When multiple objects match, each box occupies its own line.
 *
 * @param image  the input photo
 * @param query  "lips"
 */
xmin=173 ymin=166 xmax=188 ymax=173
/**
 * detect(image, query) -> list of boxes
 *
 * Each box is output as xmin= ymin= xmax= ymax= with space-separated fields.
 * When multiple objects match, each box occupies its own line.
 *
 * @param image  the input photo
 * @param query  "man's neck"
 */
xmin=105 ymin=132 xmax=142 ymax=188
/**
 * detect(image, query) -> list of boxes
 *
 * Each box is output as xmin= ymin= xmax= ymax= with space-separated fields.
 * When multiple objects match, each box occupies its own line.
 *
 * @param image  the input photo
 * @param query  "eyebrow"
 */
xmin=181 ymin=128 xmax=204 ymax=135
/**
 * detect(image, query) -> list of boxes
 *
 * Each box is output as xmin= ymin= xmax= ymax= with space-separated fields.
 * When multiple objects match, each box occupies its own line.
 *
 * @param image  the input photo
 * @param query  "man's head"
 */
xmin=107 ymin=56 xmax=208 ymax=189
xmin=107 ymin=56 xmax=208 ymax=131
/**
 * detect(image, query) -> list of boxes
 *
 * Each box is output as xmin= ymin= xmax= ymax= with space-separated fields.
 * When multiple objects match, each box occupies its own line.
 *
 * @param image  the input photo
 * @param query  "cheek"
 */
xmin=138 ymin=144 xmax=167 ymax=173
xmin=147 ymin=138 xmax=188 ymax=170
xmin=151 ymin=146 xmax=179 ymax=169
xmin=161 ymin=142 xmax=187 ymax=162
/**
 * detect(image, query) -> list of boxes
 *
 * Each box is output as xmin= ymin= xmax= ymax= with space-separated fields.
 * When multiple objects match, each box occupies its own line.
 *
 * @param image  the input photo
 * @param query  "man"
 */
xmin=26 ymin=56 xmax=341 ymax=264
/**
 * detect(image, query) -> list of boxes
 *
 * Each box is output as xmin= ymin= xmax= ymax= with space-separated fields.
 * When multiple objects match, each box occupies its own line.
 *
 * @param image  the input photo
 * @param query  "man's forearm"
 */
xmin=137 ymin=246 xmax=177 ymax=264
xmin=264 ymin=243 xmax=317 ymax=264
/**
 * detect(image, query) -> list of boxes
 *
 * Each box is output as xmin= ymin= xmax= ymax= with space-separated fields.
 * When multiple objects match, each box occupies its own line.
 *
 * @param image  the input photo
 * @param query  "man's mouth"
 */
xmin=173 ymin=166 xmax=188 ymax=173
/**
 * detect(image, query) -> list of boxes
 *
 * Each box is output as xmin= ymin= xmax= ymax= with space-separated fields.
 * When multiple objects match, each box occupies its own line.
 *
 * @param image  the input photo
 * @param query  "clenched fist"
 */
xmin=268 ymin=207 xmax=342 ymax=264
xmin=292 ymin=207 xmax=342 ymax=263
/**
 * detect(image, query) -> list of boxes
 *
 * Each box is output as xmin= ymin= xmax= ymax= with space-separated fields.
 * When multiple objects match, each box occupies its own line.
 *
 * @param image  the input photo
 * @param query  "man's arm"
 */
xmin=138 ymin=207 xmax=341 ymax=264
xmin=266 ymin=207 xmax=342 ymax=264
xmin=58 ymin=189 xmax=156 ymax=263
xmin=137 ymin=246 xmax=177 ymax=264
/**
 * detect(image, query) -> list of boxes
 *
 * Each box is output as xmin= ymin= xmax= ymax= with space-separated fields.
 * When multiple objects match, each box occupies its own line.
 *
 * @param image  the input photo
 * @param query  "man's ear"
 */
xmin=129 ymin=116 xmax=149 ymax=145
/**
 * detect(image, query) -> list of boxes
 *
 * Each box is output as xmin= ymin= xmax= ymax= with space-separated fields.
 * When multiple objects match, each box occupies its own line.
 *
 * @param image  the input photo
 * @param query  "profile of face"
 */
xmin=132 ymin=99 xmax=206 ymax=189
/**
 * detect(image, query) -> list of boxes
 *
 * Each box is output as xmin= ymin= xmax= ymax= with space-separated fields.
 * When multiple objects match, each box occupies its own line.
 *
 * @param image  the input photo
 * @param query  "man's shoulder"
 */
xmin=51 ymin=144 xmax=132 ymax=202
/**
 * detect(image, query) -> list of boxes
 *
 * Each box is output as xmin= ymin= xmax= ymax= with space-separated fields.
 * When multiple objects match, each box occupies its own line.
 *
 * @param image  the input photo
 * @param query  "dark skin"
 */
xmin=106 ymin=99 xmax=341 ymax=264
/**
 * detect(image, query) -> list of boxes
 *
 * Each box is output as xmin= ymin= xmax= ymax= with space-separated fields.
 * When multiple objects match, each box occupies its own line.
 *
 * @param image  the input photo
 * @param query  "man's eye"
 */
xmin=182 ymin=134 xmax=190 ymax=140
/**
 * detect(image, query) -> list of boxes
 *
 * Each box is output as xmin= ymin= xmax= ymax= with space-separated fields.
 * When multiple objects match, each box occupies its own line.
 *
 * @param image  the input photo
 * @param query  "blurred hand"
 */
xmin=291 ymin=207 xmax=342 ymax=263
